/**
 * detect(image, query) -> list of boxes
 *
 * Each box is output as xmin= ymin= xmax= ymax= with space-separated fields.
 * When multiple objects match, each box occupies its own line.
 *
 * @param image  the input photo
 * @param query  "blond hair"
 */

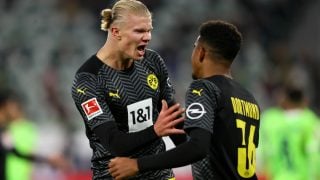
xmin=100 ymin=0 xmax=152 ymax=31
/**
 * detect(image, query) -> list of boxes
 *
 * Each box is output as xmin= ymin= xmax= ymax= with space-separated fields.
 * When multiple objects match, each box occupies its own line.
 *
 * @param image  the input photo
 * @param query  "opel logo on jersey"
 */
xmin=186 ymin=102 xmax=206 ymax=119
xmin=147 ymin=74 xmax=158 ymax=90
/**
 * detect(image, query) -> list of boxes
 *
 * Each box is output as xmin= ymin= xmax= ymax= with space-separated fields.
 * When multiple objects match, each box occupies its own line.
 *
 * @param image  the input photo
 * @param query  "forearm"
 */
xmin=169 ymin=133 xmax=187 ymax=146
xmin=138 ymin=128 xmax=210 ymax=172
xmin=94 ymin=122 xmax=158 ymax=156
xmin=10 ymin=148 xmax=46 ymax=163
xmin=168 ymin=102 xmax=187 ymax=146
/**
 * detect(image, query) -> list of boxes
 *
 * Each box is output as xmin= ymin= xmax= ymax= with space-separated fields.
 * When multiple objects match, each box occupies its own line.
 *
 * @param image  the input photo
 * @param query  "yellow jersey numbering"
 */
xmin=147 ymin=74 xmax=158 ymax=90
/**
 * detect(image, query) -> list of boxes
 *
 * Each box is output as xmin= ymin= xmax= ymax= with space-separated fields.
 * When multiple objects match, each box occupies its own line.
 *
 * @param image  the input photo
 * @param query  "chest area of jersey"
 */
xmin=103 ymin=69 xmax=160 ymax=132
xmin=104 ymin=69 xmax=160 ymax=101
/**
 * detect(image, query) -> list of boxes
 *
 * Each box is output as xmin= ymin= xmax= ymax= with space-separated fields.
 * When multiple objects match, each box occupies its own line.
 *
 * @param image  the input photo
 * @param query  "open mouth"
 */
xmin=137 ymin=45 xmax=147 ymax=56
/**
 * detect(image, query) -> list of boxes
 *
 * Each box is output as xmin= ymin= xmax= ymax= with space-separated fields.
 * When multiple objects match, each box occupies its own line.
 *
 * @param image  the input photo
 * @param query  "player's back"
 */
xmin=193 ymin=75 xmax=260 ymax=180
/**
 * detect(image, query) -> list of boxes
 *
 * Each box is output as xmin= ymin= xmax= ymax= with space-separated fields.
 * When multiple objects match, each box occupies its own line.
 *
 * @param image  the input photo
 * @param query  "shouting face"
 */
xmin=115 ymin=14 xmax=153 ymax=60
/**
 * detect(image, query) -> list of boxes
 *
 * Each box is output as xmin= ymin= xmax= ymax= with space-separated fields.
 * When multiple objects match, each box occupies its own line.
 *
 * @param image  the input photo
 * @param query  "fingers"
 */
xmin=108 ymin=158 xmax=119 ymax=177
xmin=169 ymin=107 xmax=185 ymax=119
xmin=161 ymin=100 xmax=180 ymax=114
xmin=167 ymin=103 xmax=181 ymax=114
xmin=168 ymin=129 xmax=185 ymax=134
xmin=109 ymin=157 xmax=138 ymax=180
xmin=109 ymin=164 xmax=122 ymax=180
xmin=169 ymin=117 xmax=186 ymax=134
xmin=161 ymin=100 xmax=168 ymax=111
xmin=169 ymin=117 xmax=185 ymax=128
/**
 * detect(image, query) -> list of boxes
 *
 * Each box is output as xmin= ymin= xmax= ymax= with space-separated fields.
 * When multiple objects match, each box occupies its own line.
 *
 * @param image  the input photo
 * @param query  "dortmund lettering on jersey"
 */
xmin=231 ymin=97 xmax=259 ymax=120
xmin=71 ymin=49 xmax=176 ymax=179
xmin=184 ymin=75 xmax=260 ymax=180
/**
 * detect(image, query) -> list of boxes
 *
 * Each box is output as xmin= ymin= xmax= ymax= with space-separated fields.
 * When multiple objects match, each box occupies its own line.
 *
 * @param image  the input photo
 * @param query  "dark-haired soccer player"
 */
xmin=71 ymin=0 xmax=185 ymax=179
xmin=0 ymin=89 xmax=69 ymax=180
xmin=109 ymin=20 xmax=261 ymax=180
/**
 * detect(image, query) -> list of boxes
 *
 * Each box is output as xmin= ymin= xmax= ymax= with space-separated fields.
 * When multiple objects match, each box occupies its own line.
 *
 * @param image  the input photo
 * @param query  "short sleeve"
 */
xmin=184 ymin=79 xmax=221 ymax=134
xmin=71 ymin=72 xmax=115 ymax=130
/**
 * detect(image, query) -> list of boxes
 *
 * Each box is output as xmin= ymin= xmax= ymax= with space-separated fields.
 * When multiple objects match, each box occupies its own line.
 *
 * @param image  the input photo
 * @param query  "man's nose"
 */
xmin=142 ymin=31 xmax=151 ymax=41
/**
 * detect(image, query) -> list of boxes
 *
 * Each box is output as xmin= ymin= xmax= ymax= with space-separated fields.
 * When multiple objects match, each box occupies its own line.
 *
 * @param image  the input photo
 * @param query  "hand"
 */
xmin=46 ymin=154 xmax=72 ymax=171
xmin=154 ymin=100 xmax=185 ymax=137
xmin=109 ymin=157 xmax=139 ymax=180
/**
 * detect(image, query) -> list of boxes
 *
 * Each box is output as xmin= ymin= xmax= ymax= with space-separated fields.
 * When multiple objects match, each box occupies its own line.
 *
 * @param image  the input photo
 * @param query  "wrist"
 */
xmin=133 ymin=158 xmax=139 ymax=173
xmin=136 ymin=158 xmax=144 ymax=173
xmin=153 ymin=125 xmax=160 ymax=137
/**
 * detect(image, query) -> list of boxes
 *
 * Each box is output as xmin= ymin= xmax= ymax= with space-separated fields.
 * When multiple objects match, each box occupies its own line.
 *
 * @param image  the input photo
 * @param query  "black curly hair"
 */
xmin=199 ymin=20 xmax=242 ymax=62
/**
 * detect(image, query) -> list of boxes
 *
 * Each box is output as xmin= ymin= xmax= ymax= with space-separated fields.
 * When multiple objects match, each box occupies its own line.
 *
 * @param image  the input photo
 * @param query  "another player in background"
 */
xmin=71 ymin=0 xmax=185 ymax=179
xmin=109 ymin=20 xmax=261 ymax=180
xmin=258 ymin=86 xmax=320 ymax=180
xmin=0 ymin=89 xmax=70 ymax=180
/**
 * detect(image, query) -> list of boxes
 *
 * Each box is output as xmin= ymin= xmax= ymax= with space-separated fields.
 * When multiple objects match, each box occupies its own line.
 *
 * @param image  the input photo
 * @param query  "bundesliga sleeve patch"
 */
xmin=81 ymin=97 xmax=103 ymax=120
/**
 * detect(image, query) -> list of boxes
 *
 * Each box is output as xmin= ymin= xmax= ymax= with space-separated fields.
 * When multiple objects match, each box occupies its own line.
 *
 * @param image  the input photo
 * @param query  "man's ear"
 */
xmin=110 ymin=27 xmax=121 ymax=40
xmin=199 ymin=46 xmax=205 ymax=62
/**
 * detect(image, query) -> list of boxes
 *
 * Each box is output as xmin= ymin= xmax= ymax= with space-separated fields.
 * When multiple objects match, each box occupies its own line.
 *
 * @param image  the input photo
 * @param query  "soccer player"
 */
xmin=71 ymin=0 xmax=185 ymax=179
xmin=258 ymin=86 xmax=320 ymax=180
xmin=109 ymin=20 xmax=261 ymax=180
xmin=0 ymin=89 xmax=70 ymax=180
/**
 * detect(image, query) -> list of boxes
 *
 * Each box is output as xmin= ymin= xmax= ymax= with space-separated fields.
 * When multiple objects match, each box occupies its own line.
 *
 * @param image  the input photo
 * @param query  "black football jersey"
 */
xmin=71 ymin=49 xmax=175 ymax=179
xmin=184 ymin=75 xmax=260 ymax=180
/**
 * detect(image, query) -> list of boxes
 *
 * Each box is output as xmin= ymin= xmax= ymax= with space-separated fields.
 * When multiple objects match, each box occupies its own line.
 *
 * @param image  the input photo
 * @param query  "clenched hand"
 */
xmin=109 ymin=157 xmax=139 ymax=180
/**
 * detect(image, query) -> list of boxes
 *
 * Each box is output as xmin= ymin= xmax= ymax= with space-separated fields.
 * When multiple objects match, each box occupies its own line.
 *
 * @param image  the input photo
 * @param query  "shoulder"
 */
xmin=188 ymin=79 xmax=221 ymax=94
xmin=140 ymin=49 xmax=169 ymax=75
xmin=72 ymin=55 xmax=103 ymax=94
xmin=76 ymin=55 xmax=104 ymax=75
xmin=144 ymin=49 xmax=162 ymax=61
xmin=187 ymin=79 xmax=222 ymax=100
xmin=142 ymin=49 xmax=165 ymax=66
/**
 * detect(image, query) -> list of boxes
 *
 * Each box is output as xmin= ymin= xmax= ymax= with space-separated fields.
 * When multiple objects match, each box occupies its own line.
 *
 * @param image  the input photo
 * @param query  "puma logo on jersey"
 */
xmin=77 ymin=88 xmax=87 ymax=95
xmin=109 ymin=90 xmax=120 ymax=98
xmin=192 ymin=89 xmax=203 ymax=96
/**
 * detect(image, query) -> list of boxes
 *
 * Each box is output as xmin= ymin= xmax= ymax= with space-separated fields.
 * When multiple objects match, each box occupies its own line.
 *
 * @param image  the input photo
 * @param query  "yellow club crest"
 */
xmin=147 ymin=74 xmax=158 ymax=90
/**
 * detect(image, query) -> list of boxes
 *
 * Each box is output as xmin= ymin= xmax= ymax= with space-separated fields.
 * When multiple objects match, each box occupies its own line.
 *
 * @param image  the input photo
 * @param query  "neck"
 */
xmin=96 ymin=40 xmax=133 ymax=70
xmin=201 ymin=58 xmax=232 ymax=78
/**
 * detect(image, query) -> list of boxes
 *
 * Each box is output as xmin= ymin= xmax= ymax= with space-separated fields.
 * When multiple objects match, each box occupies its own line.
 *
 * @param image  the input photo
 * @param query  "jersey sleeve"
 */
xmin=184 ymin=79 xmax=221 ymax=134
xmin=71 ymin=72 xmax=115 ymax=130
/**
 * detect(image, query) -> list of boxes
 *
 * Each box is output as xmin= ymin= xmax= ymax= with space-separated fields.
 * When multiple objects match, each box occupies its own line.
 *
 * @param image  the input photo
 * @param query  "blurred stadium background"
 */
xmin=1 ymin=0 xmax=320 ymax=179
